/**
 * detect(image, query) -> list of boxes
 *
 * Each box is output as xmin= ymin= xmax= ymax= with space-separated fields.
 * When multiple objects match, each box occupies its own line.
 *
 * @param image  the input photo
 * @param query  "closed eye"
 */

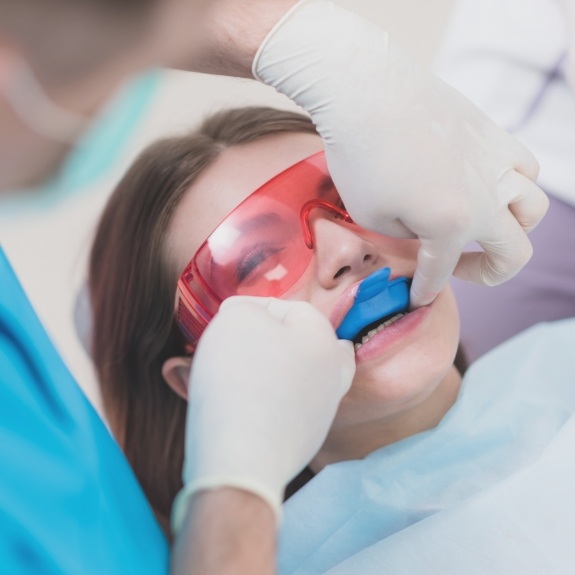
xmin=235 ymin=244 xmax=285 ymax=284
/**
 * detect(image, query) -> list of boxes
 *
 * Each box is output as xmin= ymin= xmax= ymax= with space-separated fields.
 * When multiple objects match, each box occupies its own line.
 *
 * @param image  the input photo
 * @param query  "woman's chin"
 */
xmin=343 ymin=289 xmax=460 ymax=416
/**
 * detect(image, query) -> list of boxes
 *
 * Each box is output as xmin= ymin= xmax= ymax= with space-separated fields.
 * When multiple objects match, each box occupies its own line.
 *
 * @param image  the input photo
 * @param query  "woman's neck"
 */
xmin=310 ymin=365 xmax=462 ymax=472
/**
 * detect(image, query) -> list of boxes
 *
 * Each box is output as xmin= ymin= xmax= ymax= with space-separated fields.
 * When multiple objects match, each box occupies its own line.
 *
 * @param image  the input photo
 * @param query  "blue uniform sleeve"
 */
xmin=0 ymin=248 xmax=168 ymax=574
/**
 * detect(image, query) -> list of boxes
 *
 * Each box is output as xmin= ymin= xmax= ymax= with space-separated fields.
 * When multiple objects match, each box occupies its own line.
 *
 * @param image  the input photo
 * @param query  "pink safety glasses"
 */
xmin=175 ymin=151 xmax=354 ymax=350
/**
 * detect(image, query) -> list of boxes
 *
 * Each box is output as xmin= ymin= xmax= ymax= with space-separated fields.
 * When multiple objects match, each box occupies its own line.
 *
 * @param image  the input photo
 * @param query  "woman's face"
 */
xmin=166 ymin=132 xmax=460 ymax=436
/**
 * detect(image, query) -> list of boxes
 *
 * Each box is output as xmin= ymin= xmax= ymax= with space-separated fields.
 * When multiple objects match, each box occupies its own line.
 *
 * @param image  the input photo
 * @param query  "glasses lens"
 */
xmin=176 ymin=151 xmax=343 ymax=347
xmin=194 ymin=199 xmax=310 ymax=299
xmin=193 ymin=152 xmax=333 ymax=299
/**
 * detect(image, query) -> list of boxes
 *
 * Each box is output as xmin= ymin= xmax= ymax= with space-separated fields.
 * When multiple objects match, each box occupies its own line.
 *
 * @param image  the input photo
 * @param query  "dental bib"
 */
xmin=279 ymin=318 xmax=575 ymax=575
xmin=336 ymin=268 xmax=410 ymax=341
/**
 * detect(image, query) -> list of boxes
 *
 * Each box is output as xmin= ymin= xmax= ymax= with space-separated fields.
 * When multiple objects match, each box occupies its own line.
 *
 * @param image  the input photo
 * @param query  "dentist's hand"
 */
xmin=172 ymin=296 xmax=355 ymax=532
xmin=254 ymin=0 xmax=549 ymax=307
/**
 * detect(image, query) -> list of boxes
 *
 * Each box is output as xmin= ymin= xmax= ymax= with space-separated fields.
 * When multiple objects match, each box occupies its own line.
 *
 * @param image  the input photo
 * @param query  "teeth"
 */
xmin=353 ymin=313 xmax=405 ymax=351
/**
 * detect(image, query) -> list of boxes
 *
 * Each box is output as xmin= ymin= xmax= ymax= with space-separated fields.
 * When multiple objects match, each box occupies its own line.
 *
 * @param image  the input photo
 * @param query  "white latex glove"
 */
xmin=254 ymin=0 xmax=548 ymax=307
xmin=171 ymin=296 xmax=355 ymax=532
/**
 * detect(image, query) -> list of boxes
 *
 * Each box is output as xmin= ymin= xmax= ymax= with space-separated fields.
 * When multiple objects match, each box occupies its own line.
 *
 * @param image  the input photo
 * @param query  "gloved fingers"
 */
xmin=261 ymin=299 xmax=356 ymax=394
xmin=218 ymin=295 xmax=313 ymax=327
xmin=502 ymin=170 xmax=549 ymax=233
xmin=260 ymin=297 xmax=336 ymax=331
xmin=263 ymin=297 xmax=316 ymax=323
xmin=336 ymin=340 xmax=356 ymax=393
xmin=343 ymin=205 xmax=417 ymax=239
xmin=508 ymin=138 xmax=540 ymax=182
xmin=489 ymin=121 xmax=540 ymax=181
xmin=220 ymin=295 xmax=339 ymax=337
xmin=219 ymin=294 xmax=291 ymax=320
xmin=410 ymin=238 xmax=463 ymax=308
xmin=337 ymin=338 xmax=354 ymax=354
xmin=453 ymin=217 xmax=533 ymax=285
xmin=223 ymin=297 xmax=355 ymax=393
xmin=373 ymin=217 xmax=418 ymax=240
xmin=218 ymin=294 xmax=272 ymax=312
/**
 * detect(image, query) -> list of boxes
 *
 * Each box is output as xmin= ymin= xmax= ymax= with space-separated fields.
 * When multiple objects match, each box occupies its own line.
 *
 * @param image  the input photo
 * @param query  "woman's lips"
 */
xmin=354 ymin=303 xmax=431 ymax=363
xmin=329 ymin=272 xmax=408 ymax=331
xmin=329 ymin=282 xmax=361 ymax=330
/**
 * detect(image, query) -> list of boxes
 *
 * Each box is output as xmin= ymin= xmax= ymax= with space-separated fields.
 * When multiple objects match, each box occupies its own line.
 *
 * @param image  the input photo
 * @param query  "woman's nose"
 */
xmin=312 ymin=216 xmax=378 ymax=289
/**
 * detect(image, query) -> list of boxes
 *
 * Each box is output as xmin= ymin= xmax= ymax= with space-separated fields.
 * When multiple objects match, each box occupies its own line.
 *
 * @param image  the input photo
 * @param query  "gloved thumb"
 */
xmin=336 ymin=339 xmax=356 ymax=394
xmin=411 ymin=239 xmax=461 ymax=307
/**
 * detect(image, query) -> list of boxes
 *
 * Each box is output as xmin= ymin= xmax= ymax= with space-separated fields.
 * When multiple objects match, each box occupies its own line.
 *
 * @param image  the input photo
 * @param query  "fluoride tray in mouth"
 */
xmin=336 ymin=267 xmax=411 ymax=341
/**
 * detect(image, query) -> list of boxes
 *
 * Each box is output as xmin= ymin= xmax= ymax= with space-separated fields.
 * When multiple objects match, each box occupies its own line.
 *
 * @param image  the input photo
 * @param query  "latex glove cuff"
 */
xmin=171 ymin=476 xmax=282 ymax=534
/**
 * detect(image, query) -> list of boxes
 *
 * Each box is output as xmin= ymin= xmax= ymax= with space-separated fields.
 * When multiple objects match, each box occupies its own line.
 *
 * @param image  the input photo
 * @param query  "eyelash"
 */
xmin=236 ymin=244 xmax=285 ymax=283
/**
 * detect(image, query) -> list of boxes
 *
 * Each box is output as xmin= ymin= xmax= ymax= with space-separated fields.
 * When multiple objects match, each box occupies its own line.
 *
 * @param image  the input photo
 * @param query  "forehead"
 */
xmin=167 ymin=132 xmax=323 ymax=274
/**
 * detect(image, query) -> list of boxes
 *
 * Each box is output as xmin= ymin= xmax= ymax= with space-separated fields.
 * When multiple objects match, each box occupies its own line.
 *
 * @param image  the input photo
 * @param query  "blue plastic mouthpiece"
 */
xmin=336 ymin=267 xmax=411 ymax=341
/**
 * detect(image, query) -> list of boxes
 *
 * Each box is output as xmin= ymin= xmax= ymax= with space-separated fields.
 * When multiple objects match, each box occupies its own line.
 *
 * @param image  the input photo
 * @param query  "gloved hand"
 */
xmin=171 ymin=296 xmax=355 ymax=532
xmin=254 ymin=0 xmax=549 ymax=307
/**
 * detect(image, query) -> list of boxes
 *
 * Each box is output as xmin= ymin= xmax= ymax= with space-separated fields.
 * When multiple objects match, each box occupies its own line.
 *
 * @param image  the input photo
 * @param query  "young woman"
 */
xmin=88 ymin=106 xmax=464 ymax=532
xmin=88 ymin=107 xmax=575 ymax=571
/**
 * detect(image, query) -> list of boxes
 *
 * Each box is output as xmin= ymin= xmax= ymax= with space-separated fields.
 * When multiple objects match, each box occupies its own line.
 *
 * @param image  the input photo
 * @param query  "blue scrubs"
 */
xmin=0 ymin=248 xmax=168 ymax=574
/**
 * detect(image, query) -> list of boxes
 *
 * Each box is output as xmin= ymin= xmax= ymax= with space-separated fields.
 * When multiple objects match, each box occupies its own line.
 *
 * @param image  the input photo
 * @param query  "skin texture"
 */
xmin=163 ymin=132 xmax=462 ymax=472
xmin=164 ymin=0 xmax=299 ymax=75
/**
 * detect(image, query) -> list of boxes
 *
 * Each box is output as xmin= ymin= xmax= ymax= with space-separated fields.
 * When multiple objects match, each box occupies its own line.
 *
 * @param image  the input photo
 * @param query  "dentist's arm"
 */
xmin=171 ymin=297 xmax=355 ymax=575
xmin=181 ymin=0 xmax=548 ymax=308
xmin=172 ymin=489 xmax=275 ymax=575
xmin=165 ymin=0 xmax=298 ymax=77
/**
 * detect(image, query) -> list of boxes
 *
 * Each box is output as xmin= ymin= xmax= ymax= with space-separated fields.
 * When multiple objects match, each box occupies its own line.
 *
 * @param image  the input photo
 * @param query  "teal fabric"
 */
xmin=279 ymin=318 xmax=575 ymax=574
xmin=0 ymin=247 xmax=168 ymax=574
xmin=0 ymin=71 xmax=160 ymax=216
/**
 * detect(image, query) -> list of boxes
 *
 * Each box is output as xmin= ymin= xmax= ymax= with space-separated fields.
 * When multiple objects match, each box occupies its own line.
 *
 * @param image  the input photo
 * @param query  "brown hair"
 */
xmin=88 ymin=107 xmax=318 ymax=536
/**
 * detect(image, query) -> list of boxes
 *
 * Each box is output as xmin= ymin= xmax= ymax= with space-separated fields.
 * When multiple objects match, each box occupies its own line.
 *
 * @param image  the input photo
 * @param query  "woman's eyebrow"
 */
xmin=237 ymin=212 xmax=283 ymax=233
xmin=317 ymin=175 xmax=337 ymax=198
